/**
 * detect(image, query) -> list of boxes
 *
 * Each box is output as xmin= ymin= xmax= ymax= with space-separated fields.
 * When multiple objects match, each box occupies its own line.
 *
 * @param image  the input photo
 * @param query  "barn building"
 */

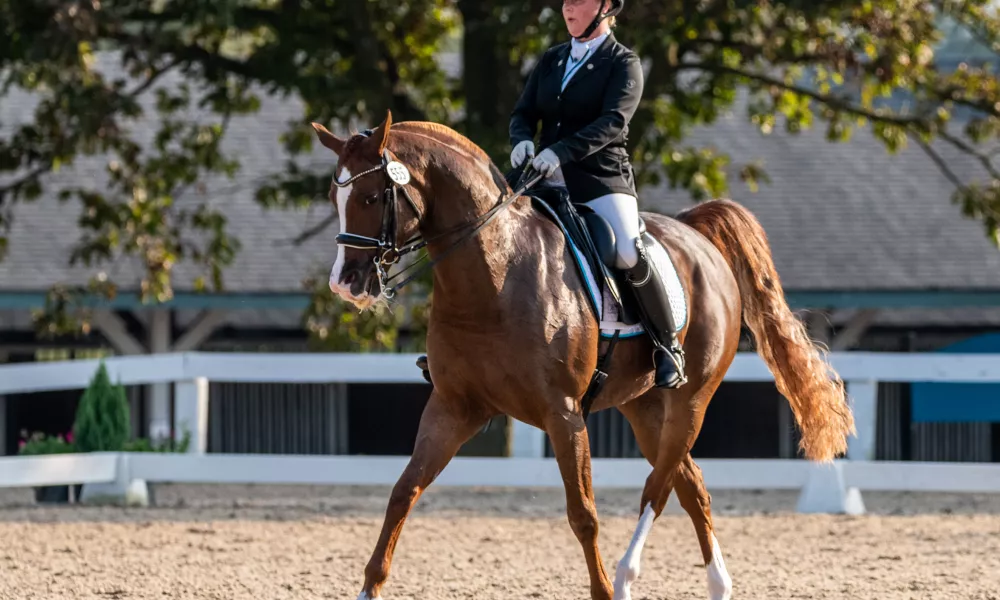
xmin=2 ymin=24 xmax=999 ymax=463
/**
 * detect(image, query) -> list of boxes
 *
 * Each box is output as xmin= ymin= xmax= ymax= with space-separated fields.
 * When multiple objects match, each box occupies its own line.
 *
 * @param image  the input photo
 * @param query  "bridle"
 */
xmin=332 ymin=136 xmax=543 ymax=299
xmin=331 ymin=146 xmax=424 ymax=297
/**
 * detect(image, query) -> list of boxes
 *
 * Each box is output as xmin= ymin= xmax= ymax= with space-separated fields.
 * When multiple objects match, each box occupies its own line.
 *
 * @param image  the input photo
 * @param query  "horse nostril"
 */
xmin=343 ymin=271 xmax=357 ymax=286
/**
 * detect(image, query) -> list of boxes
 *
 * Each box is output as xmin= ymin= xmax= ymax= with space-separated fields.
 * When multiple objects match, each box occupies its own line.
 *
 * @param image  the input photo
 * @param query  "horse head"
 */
xmin=311 ymin=111 xmax=425 ymax=310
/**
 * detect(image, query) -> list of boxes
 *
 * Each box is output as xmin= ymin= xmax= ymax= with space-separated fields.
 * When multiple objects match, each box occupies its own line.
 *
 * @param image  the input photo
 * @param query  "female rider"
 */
xmin=509 ymin=0 xmax=686 ymax=388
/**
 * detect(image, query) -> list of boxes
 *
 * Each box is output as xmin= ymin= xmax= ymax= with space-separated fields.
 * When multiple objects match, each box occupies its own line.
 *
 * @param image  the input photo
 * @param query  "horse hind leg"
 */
xmin=675 ymin=455 xmax=733 ymax=600
xmin=614 ymin=384 xmax=730 ymax=600
xmin=610 ymin=457 xmax=734 ymax=600
xmin=356 ymin=391 xmax=491 ymax=599
xmin=611 ymin=394 xmax=664 ymax=600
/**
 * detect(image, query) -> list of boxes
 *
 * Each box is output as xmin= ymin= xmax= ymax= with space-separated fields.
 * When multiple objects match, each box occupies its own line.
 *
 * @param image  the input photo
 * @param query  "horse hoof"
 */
xmin=356 ymin=592 xmax=382 ymax=600
xmin=612 ymin=565 xmax=636 ymax=600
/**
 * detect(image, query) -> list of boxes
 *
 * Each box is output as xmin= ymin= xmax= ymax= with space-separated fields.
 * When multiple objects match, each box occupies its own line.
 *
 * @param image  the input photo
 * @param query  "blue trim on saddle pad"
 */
xmin=530 ymin=198 xmax=646 ymax=340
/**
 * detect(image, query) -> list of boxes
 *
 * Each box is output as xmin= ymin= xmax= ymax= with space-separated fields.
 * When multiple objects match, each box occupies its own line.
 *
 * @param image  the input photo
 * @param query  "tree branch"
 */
xmin=0 ymin=164 xmax=50 ymax=199
xmin=278 ymin=212 xmax=337 ymax=247
xmin=678 ymin=62 xmax=931 ymax=127
xmin=912 ymin=132 xmax=1000 ymax=224
xmin=937 ymin=129 xmax=1000 ymax=181
xmin=932 ymin=0 xmax=1000 ymax=61
xmin=125 ymin=57 xmax=181 ymax=98
xmin=911 ymin=132 xmax=967 ymax=191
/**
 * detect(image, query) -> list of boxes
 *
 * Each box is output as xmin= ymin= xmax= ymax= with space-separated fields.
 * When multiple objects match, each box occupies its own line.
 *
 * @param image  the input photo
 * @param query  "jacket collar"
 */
xmin=570 ymin=31 xmax=610 ymax=60
xmin=554 ymin=32 xmax=616 ymax=91
xmin=555 ymin=31 xmax=615 ymax=66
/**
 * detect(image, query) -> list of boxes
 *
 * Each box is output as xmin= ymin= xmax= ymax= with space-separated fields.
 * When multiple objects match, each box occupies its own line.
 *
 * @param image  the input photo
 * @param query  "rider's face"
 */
xmin=562 ymin=0 xmax=605 ymax=39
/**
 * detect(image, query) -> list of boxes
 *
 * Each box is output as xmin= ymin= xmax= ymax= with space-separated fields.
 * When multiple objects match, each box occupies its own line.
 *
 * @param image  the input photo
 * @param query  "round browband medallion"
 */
xmin=386 ymin=161 xmax=411 ymax=185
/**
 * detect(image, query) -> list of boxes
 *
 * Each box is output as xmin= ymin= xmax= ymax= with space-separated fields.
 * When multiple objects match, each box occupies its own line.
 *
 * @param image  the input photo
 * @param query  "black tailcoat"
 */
xmin=509 ymin=33 xmax=644 ymax=204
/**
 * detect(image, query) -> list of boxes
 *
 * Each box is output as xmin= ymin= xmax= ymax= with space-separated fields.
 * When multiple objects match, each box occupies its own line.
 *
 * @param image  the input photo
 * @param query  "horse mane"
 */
xmin=338 ymin=119 xmax=512 ymax=195
xmin=392 ymin=121 xmax=512 ymax=195
xmin=394 ymin=122 xmax=491 ymax=161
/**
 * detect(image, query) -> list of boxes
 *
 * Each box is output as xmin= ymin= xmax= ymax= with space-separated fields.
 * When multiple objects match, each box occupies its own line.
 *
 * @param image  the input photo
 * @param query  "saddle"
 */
xmin=499 ymin=150 xmax=651 ymax=332
xmin=523 ymin=186 xmax=643 ymax=326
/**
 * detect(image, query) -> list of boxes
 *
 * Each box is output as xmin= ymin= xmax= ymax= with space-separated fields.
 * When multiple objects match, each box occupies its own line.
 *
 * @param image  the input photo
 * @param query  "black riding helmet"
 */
xmin=574 ymin=0 xmax=624 ymax=40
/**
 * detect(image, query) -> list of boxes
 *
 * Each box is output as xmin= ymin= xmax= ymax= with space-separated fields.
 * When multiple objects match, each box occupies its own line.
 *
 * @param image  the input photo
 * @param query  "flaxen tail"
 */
xmin=677 ymin=199 xmax=855 ymax=462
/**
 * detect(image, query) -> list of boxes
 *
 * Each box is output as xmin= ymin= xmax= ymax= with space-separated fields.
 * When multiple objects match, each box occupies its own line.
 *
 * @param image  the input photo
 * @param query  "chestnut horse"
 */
xmin=311 ymin=111 xmax=855 ymax=600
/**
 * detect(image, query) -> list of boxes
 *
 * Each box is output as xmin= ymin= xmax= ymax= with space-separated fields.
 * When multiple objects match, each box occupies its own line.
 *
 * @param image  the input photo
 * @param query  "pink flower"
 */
xmin=65 ymin=432 xmax=74 ymax=444
xmin=18 ymin=440 xmax=25 ymax=449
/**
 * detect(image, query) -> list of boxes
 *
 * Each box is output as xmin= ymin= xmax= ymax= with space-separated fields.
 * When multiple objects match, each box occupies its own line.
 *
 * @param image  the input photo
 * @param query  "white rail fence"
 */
xmin=0 ymin=351 xmax=999 ymax=514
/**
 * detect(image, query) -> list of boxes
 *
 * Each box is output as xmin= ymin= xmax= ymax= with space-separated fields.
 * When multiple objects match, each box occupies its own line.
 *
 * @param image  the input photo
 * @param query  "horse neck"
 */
xmin=418 ymin=158 xmax=526 ymax=322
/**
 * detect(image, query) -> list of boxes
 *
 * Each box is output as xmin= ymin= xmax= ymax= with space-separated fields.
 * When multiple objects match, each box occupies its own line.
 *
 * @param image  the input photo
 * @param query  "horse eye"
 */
xmin=364 ymin=193 xmax=379 ymax=205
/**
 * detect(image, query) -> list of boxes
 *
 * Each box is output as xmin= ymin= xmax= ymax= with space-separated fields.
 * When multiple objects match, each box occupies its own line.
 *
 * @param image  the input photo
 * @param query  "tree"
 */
xmin=2 ymin=1 xmax=1000 ymax=339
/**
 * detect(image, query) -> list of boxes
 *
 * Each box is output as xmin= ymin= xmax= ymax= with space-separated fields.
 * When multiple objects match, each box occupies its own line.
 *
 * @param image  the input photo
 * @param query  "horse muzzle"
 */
xmin=330 ymin=260 xmax=381 ymax=309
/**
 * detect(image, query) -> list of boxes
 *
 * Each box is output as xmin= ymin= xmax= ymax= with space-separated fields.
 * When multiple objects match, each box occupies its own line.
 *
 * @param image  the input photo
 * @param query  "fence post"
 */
xmin=174 ymin=377 xmax=209 ymax=453
xmin=846 ymin=379 xmax=878 ymax=461
xmin=796 ymin=460 xmax=866 ymax=515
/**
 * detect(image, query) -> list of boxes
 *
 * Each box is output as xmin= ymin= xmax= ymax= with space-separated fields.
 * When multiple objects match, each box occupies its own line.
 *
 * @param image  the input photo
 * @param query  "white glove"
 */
xmin=511 ymin=140 xmax=535 ymax=168
xmin=531 ymin=148 xmax=560 ymax=177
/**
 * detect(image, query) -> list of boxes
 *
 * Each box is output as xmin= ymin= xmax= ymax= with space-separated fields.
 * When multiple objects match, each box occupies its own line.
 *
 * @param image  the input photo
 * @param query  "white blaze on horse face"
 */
xmin=612 ymin=502 xmax=656 ymax=600
xmin=328 ymin=167 xmax=379 ymax=309
xmin=329 ymin=167 xmax=354 ymax=300
xmin=706 ymin=532 xmax=733 ymax=600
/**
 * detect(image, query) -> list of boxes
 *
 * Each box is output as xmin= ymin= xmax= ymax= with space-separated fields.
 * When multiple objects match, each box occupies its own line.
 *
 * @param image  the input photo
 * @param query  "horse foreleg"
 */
xmin=546 ymin=409 xmax=613 ymax=600
xmin=357 ymin=392 xmax=489 ymax=599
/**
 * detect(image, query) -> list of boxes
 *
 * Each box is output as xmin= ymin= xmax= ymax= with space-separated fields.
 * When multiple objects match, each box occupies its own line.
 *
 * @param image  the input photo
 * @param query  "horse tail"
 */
xmin=676 ymin=199 xmax=855 ymax=462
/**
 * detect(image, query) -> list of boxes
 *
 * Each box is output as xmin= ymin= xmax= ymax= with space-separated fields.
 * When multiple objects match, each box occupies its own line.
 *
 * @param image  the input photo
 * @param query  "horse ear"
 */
xmin=310 ymin=122 xmax=345 ymax=154
xmin=372 ymin=110 xmax=393 ymax=155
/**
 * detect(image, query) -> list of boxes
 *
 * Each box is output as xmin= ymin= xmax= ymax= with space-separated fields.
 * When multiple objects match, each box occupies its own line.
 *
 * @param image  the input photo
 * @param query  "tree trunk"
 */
xmin=457 ymin=1 xmax=520 ymax=162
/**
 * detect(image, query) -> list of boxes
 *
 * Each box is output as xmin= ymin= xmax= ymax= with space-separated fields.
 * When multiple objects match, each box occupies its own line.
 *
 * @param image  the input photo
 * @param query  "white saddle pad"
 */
xmin=533 ymin=200 xmax=688 ymax=340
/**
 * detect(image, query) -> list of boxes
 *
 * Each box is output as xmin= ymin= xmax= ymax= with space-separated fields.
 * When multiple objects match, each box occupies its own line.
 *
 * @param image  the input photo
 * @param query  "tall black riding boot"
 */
xmin=624 ymin=237 xmax=687 ymax=389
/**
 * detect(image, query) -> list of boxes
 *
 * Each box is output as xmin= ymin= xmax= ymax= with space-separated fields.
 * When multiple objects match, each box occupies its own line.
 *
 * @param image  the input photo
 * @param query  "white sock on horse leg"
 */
xmin=612 ymin=502 xmax=656 ymax=600
xmin=356 ymin=592 xmax=382 ymax=600
xmin=706 ymin=532 xmax=733 ymax=600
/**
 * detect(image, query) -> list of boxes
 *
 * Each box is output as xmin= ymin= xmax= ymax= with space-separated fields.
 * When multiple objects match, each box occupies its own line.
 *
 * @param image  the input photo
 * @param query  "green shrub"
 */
xmin=72 ymin=361 xmax=130 ymax=452
xmin=122 ymin=429 xmax=191 ymax=453
xmin=17 ymin=431 xmax=75 ymax=455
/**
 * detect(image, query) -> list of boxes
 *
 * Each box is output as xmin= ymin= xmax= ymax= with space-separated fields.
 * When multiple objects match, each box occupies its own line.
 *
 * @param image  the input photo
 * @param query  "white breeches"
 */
xmin=538 ymin=167 xmax=641 ymax=270
xmin=583 ymin=193 xmax=641 ymax=270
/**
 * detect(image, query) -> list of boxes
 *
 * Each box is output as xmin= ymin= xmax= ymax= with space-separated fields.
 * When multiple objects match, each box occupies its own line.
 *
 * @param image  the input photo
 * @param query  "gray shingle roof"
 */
xmin=2 ymin=53 xmax=1000 ymax=304
xmin=1 ymin=53 xmax=340 ymax=296
xmin=642 ymin=90 xmax=1000 ymax=292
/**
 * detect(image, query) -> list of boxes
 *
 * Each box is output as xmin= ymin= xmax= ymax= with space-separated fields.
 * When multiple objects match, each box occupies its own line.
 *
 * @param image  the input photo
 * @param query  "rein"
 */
xmin=333 ymin=141 xmax=543 ymax=299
